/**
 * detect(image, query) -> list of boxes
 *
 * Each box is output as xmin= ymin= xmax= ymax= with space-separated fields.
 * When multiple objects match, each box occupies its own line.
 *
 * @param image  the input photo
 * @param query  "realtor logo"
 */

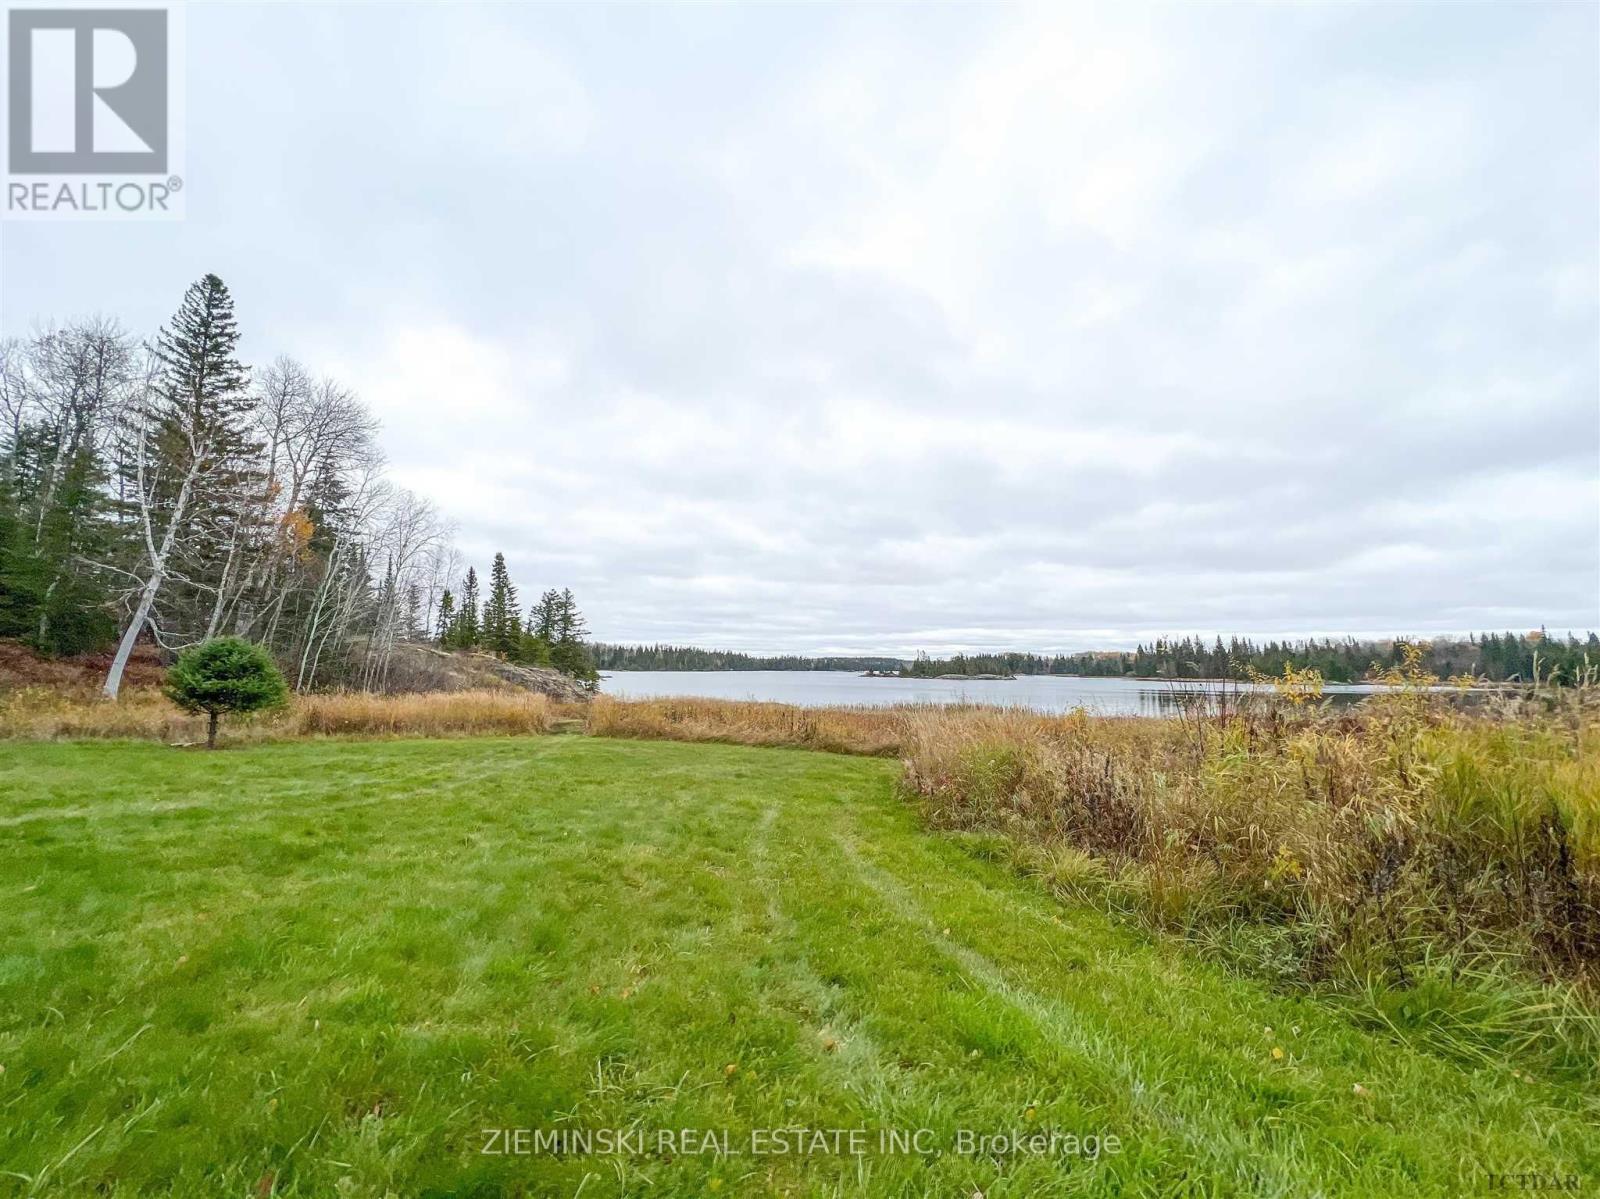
xmin=8 ymin=7 xmax=167 ymax=173
xmin=3 ymin=3 xmax=182 ymax=218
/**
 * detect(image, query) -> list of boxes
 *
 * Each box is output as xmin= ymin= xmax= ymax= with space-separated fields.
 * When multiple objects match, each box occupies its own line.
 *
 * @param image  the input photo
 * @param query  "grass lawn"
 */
xmin=0 ymin=737 xmax=1595 ymax=1197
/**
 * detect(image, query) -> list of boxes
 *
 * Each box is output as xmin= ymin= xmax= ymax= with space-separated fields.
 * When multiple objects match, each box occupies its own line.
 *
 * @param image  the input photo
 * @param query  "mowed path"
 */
xmin=0 ymin=738 xmax=1593 ymax=1197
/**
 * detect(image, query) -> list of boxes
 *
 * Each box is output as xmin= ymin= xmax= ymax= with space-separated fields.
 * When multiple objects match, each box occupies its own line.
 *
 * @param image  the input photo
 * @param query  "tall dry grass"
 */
xmin=0 ymin=686 xmax=223 ymax=742
xmin=291 ymin=689 xmax=555 ymax=737
xmin=898 ymin=677 xmax=1600 ymax=1067
xmin=0 ymin=687 xmax=557 ymax=742
xmin=584 ymin=694 xmax=912 ymax=756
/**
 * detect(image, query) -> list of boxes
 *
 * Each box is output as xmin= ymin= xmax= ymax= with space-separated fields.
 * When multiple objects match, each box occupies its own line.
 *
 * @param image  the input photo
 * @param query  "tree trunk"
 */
xmin=102 ymin=567 xmax=163 ymax=699
xmin=35 ymin=573 xmax=60 ymax=645
xmin=206 ymin=711 xmax=219 ymax=749
xmin=103 ymin=431 xmax=201 ymax=700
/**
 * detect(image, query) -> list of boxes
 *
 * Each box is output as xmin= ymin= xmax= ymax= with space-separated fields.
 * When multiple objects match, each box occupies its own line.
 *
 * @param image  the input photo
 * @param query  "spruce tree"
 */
xmin=547 ymin=587 xmax=597 ymax=686
xmin=455 ymin=567 xmax=480 ymax=649
xmin=554 ymin=587 xmax=588 ymax=642
xmin=149 ymin=274 xmax=258 ymax=510
xmin=482 ymin=552 xmax=521 ymax=657
xmin=527 ymin=588 xmax=560 ymax=643
xmin=434 ymin=589 xmax=455 ymax=646
xmin=0 ymin=435 xmax=117 ymax=654
xmin=517 ymin=627 xmax=552 ymax=666
xmin=165 ymin=636 xmax=287 ymax=749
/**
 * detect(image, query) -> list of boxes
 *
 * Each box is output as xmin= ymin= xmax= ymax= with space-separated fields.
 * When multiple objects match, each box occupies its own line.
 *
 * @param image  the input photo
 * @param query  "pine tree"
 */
xmin=482 ymin=552 xmax=521 ymax=657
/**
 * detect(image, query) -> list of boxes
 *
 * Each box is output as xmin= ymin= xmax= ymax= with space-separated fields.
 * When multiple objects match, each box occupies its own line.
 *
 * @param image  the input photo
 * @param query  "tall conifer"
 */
xmin=483 ymin=552 xmax=520 ymax=657
xmin=455 ymin=567 xmax=480 ymax=649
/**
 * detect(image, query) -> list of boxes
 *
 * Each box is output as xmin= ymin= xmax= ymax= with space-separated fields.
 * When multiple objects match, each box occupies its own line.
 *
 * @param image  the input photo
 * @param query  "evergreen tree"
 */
xmin=482 ymin=552 xmax=521 ymax=657
xmin=165 ymin=636 xmax=288 ymax=749
xmin=0 ymin=434 xmax=117 ymax=654
xmin=527 ymin=588 xmax=560 ymax=643
xmin=554 ymin=587 xmax=588 ymax=642
xmin=403 ymin=582 xmax=423 ymax=640
xmin=0 ymin=322 xmax=129 ymax=656
xmin=434 ymin=589 xmax=455 ymax=645
xmin=146 ymin=274 xmax=259 ymax=533
xmin=517 ymin=628 xmax=553 ymax=666
xmin=550 ymin=634 xmax=598 ymax=685
xmin=453 ymin=567 xmax=480 ymax=649
xmin=546 ymin=587 xmax=597 ymax=686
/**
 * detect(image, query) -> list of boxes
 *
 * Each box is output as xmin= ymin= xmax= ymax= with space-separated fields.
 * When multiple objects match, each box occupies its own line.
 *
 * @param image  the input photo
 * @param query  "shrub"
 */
xmin=164 ymin=637 xmax=288 ymax=748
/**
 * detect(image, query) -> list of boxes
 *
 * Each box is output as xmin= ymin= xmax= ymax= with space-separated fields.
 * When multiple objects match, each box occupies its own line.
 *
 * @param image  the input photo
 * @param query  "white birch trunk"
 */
xmin=102 ymin=430 xmax=201 ymax=700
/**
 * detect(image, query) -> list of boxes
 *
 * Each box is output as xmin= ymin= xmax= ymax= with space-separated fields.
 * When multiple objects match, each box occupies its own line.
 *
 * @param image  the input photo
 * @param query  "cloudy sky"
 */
xmin=3 ymin=2 xmax=1596 ymax=654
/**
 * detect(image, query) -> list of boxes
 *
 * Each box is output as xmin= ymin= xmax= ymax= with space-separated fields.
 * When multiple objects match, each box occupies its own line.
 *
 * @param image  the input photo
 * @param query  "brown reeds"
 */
xmin=898 ymin=680 xmax=1600 ymax=1058
xmin=0 ymin=686 xmax=557 ymax=742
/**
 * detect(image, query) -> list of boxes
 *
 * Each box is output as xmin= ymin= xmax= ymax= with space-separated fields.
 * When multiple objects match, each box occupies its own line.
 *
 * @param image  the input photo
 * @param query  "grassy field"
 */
xmin=1 ymin=737 xmax=1595 ymax=1197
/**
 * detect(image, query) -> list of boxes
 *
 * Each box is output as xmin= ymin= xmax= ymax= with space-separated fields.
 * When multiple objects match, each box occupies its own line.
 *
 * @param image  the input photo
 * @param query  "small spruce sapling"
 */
xmin=165 ymin=637 xmax=288 ymax=748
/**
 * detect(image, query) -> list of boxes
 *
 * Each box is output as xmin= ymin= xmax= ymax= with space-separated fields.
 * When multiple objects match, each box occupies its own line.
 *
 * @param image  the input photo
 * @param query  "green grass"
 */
xmin=0 ymin=737 xmax=1595 ymax=1197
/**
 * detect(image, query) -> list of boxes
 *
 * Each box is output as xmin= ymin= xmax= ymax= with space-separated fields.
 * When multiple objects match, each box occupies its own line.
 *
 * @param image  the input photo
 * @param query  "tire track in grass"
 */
xmin=830 ymin=804 xmax=1597 ymax=1198
xmin=830 ymin=828 xmax=1302 ymax=1195
xmin=747 ymin=798 xmax=890 ymax=1085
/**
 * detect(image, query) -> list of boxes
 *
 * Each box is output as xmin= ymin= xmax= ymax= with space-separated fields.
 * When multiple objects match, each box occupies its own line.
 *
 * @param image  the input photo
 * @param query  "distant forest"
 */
xmin=592 ymin=644 xmax=900 ymax=673
xmin=597 ymin=631 xmax=1596 ymax=685
xmin=899 ymin=631 xmax=1597 ymax=683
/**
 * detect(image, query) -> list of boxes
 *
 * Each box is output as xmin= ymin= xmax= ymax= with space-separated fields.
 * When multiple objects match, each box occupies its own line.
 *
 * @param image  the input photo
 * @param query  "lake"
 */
xmin=598 ymin=670 xmax=1384 ymax=717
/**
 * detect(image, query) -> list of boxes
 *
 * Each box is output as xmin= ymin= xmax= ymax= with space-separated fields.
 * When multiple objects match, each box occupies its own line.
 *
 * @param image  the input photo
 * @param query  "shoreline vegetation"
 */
xmin=4 ymin=648 xmax=1597 ymax=1073
xmin=596 ymin=630 xmax=1596 ymax=685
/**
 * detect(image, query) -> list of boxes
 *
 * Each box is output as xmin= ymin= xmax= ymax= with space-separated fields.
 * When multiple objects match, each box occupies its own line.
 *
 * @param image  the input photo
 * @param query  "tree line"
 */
xmin=592 ymin=631 xmax=1597 ymax=684
xmin=898 ymin=631 xmax=1599 ymax=683
xmin=435 ymin=553 xmax=597 ymax=684
xmin=0 ymin=274 xmax=596 ymax=696
xmin=591 ymin=643 xmax=900 ymax=673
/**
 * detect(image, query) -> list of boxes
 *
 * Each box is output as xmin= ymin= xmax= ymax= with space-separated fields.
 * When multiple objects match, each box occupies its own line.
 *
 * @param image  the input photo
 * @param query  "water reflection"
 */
xmin=1137 ymin=685 xmax=1370 ymax=718
xmin=598 ymin=670 xmax=1391 ymax=718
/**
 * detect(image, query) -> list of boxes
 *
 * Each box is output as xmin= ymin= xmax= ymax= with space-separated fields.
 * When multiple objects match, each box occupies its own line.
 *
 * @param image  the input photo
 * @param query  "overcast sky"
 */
xmin=2 ymin=2 xmax=1596 ymax=654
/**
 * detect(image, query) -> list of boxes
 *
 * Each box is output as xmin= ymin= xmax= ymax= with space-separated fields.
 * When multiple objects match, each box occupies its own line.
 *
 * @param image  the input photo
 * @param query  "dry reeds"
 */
xmin=291 ymin=689 xmax=554 ymax=737
xmin=583 ymin=694 xmax=912 ymax=756
xmin=0 ymin=685 xmax=223 ymax=742
xmin=898 ymin=681 xmax=1600 ymax=1055
xmin=0 ymin=686 xmax=556 ymax=742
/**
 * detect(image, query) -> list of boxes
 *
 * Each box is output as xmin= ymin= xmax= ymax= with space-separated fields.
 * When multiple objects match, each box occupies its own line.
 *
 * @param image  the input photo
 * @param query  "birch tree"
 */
xmin=102 ymin=275 xmax=254 ymax=699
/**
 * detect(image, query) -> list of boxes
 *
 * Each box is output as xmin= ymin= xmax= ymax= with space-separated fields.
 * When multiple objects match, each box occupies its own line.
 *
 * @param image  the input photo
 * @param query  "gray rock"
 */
xmin=380 ymin=643 xmax=592 ymax=702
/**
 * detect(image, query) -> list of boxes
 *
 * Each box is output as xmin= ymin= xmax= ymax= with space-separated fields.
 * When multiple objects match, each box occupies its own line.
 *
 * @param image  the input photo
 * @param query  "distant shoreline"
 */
xmin=600 ymin=667 xmax=1520 ymax=692
xmin=603 ymin=667 xmax=1301 ymax=684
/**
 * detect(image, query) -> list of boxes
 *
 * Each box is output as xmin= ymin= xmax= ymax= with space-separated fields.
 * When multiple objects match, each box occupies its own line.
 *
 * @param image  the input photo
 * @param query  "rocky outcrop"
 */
xmin=381 ymin=643 xmax=592 ymax=702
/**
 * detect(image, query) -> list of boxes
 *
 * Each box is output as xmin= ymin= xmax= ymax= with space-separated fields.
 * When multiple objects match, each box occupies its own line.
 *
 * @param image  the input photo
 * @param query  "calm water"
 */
xmin=599 ymin=670 xmax=1382 ymax=717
